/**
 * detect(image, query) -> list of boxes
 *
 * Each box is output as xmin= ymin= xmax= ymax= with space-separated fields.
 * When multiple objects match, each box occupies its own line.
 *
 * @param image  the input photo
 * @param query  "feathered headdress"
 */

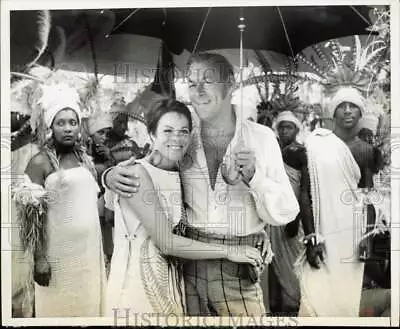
xmin=79 ymin=76 xmax=124 ymax=117
xmin=295 ymin=35 xmax=387 ymax=118
xmin=12 ymin=66 xmax=84 ymax=146
xmin=37 ymin=83 xmax=82 ymax=128
xmin=269 ymin=82 xmax=303 ymax=114
xmin=248 ymin=51 xmax=310 ymax=127
xmin=296 ymin=36 xmax=385 ymax=95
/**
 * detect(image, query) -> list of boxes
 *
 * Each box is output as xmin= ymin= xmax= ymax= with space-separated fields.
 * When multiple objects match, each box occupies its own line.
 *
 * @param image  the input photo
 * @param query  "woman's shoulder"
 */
xmin=27 ymin=150 xmax=51 ymax=170
xmin=25 ymin=150 xmax=53 ymax=184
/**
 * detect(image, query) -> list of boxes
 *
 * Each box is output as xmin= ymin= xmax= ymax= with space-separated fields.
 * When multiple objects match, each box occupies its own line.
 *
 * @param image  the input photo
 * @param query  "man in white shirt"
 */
xmin=104 ymin=53 xmax=299 ymax=316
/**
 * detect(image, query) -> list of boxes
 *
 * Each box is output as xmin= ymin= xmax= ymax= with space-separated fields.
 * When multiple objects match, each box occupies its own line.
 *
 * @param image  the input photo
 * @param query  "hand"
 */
xmin=358 ymin=237 xmax=369 ymax=262
xmin=233 ymin=144 xmax=256 ymax=184
xmin=34 ymin=257 xmax=51 ymax=286
xmin=285 ymin=218 xmax=300 ymax=238
xmin=306 ymin=243 xmax=324 ymax=269
xmin=96 ymin=144 xmax=111 ymax=159
xmin=226 ymin=245 xmax=263 ymax=268
xmin=105 ymin=157 xmax=140 ymax=198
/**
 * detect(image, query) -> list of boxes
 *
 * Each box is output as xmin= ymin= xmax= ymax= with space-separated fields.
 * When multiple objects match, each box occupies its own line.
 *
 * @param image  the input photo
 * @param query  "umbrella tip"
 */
xmin=238 ymin=15 xmax=246 ymax=30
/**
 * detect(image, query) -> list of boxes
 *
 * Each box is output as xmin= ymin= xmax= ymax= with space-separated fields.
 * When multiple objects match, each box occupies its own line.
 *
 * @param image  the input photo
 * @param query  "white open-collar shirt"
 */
xmin=181 ymin=107 xmax=300 ymax=237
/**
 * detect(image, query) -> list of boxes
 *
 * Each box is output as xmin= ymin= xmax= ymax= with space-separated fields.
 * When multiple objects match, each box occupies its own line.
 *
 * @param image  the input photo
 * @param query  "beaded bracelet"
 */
xmin=302 ymin=233 xmax=318 ymax=246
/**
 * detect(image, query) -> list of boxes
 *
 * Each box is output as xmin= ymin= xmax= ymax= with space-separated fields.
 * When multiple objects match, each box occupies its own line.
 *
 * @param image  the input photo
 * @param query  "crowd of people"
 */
xmin=11 ymin=52 xmax=391 ymax=318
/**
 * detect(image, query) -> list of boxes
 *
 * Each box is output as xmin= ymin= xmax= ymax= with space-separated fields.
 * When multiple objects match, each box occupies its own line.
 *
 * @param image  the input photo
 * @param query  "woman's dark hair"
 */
xmin=146 ymin=98 xmax=193 ymax=135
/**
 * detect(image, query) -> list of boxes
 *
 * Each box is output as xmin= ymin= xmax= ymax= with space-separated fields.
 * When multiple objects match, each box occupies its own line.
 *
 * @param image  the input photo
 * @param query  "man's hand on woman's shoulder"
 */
xmin=104 ymin=157 xmax=141 ymax=197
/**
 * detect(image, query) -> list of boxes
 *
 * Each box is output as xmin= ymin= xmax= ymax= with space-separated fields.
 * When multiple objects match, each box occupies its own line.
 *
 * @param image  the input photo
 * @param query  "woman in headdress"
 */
xmin=14 ymin=83 xmax=106 ymax=317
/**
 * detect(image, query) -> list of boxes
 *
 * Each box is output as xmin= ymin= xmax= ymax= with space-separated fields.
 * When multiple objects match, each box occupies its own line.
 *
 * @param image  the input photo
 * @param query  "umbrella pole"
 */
xmin=220 ymin=13 xmax=247 ymax=186
xmin=238 ymin=14 xmax=246 ymax=138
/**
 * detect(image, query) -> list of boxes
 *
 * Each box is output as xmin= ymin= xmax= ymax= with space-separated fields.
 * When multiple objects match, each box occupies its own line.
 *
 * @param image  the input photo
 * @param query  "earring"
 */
xmin=44 ymin=130 xmax=54 ymax=148
xmin=45 ymin=130 xmax=53 ymax=141
xmin=75 ymin=132 xmax=83 ymax=148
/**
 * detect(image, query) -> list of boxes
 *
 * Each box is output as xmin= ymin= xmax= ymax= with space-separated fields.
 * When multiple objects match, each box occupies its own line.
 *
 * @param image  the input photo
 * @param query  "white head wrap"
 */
xmin=274 ymin=110 xmax=303 ymax=131
xmin=328 ymin=87 xmax=365 ymax=118
xmin=87 ymin=112 xmax=113 ymax=135
xmin=38 ymin=83 xmax=81 ymax=128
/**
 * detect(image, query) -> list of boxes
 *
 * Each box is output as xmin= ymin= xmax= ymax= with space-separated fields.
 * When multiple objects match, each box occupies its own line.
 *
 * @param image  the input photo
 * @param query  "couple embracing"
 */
xmin=104 ymin=53 xmax=299 ymax=316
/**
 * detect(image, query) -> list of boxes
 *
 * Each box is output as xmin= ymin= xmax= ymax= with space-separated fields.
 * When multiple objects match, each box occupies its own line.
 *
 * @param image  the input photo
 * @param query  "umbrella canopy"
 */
xmin=108 ymin=6 xmax=374 ymax=56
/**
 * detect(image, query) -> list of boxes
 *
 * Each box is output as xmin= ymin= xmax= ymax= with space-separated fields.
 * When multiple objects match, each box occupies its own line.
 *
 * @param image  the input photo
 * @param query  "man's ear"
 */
xmin=223 ymin=82 xmax=235 ymax=99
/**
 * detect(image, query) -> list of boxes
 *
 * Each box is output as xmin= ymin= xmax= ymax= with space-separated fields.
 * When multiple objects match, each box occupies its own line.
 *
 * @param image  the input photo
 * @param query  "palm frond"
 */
xmin=358 ymin=44 xmax=386 ymax=71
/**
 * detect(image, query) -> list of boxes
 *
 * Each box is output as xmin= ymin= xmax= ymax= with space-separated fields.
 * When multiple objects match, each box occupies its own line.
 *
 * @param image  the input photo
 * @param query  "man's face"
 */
xmin=334 ymin=102 xmax=362 ymax=129
xmin=187 ymin=62 xmax=231 ymax=122
xmin=277 ymin=121 xmax=298 ymax=145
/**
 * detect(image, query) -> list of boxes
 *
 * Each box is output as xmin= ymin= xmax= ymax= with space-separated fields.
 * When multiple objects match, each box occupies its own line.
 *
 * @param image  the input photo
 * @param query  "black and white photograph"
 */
xmin=1 ymin=0 xmax=399 ymax=326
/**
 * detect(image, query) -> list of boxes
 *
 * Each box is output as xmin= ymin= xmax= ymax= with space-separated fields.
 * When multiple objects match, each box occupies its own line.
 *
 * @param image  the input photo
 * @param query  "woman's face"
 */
xmin=151 ymin=111 xmax=191 ymax=162
xmin=51 ymin=108 xmax=80 ymax=147
xmin=92 ymin=127 xmax=111 ymax=145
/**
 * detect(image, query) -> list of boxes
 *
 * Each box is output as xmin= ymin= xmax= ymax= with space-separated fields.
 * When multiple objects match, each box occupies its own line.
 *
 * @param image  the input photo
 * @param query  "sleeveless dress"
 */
xmin=106 ymin=159 xmax=186 ymax=316
xmin=35 ymin=166 xmax=106 ymax=317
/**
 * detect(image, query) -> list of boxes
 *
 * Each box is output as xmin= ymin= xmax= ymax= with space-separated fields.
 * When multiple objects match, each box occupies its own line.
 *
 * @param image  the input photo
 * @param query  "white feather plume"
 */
xmin=27 ymin=10 xmax=51 ymax=67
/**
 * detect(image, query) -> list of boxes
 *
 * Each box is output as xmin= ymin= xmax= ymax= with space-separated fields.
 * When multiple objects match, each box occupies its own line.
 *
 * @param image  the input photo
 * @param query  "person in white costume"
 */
xmin=297 ymin=86 xmax=388 ymax=317
xmin=17 ymin=83 xmax=106 ymax=317
xmin=106 ymin=98 xmax=263 ymax=316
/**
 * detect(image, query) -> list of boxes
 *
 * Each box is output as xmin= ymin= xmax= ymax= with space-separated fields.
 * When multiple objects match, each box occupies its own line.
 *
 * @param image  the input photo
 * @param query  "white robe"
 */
xmin=296 ymin=129 xmax=365 ymax=317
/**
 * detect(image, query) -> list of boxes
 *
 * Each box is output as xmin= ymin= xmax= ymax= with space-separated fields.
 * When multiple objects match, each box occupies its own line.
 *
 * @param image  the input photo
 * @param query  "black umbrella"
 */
xmin=107 ymin=6 xmax=374 ymax=56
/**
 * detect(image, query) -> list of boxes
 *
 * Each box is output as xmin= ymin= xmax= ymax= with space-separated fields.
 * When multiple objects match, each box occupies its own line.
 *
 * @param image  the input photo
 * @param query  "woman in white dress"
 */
xmin=106 ymin=99 xmax=263 ymax=316
xmin=19 ymin=84 xmax=106 ymax=317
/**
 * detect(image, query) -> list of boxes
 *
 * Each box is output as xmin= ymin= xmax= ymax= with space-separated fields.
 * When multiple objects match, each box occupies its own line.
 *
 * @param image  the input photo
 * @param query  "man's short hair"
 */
xmin=187 ymin=52 xmax=235 ymax=86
